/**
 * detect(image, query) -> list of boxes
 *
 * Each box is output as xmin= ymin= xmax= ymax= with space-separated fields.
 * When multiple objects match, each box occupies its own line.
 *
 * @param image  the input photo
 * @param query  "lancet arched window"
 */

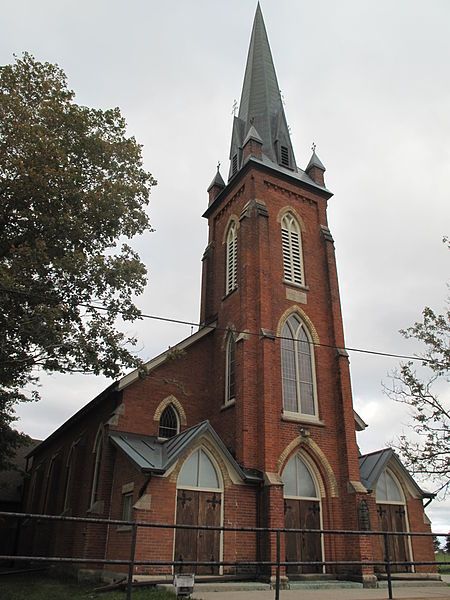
xmin=225 ymin=221 xmax=238 ymax=295
xmin=281 ymin=314 xmax=317 ymax=417
xmin=225 ymin=332 xmax=236 ymax=404
xmin=376 ymin=469 xmax=404 ymax=504
xmin=282 ymin=454 xmax=319 ymax=499
xmin=177 ymin=448 xmax=221 ymax=490
xmin=159 ymin=404 xmax=179 ymax=439
xmin=281 ymin=213 xmax=304 ymax=285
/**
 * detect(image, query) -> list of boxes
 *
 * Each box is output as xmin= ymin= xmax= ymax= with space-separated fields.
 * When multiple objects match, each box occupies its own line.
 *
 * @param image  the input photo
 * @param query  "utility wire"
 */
xmin=0 ymin=283 xmax=439 ymax=365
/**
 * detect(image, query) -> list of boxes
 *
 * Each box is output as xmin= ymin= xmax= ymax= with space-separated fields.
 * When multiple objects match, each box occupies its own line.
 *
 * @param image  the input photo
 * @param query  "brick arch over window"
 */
xmin=153 ymin=395 xmax=187 ymax=426
xmin=277 ymin=437 xmax=339 ymax=498
xmin=276 ymin=306 xmax=320 ymax=343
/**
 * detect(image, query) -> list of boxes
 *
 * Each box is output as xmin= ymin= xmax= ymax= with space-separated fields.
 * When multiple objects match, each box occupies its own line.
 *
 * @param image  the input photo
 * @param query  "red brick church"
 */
xmin=22 ymin=4 xmax=435 ymax=586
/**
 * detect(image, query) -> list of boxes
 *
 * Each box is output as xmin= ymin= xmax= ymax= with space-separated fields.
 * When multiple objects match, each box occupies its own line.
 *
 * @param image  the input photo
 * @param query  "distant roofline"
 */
xmin=28 ymin=324 xmax=217 ymax=459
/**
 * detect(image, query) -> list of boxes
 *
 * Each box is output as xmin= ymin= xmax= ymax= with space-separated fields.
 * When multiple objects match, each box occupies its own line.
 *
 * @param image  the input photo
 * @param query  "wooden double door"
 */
xmin=377 ymin=504 xmax=410 ymax=572
xmin=284 ymin=499 xmax=322 ymax=574
xmin=174 ymin=489 xmax=221 ymax=574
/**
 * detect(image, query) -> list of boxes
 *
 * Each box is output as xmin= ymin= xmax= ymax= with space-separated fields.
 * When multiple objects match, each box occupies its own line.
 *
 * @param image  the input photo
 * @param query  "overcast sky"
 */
xmin=2 ymin=1 xmax=449 ymax=535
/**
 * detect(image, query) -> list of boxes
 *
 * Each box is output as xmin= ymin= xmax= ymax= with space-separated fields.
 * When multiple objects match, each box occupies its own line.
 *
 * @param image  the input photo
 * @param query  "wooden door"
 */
xmin=285 ymin=499 xmax=322 ymax=574
xmin=377 ymin=504 xmax=410 ymax=573
xmin=174 ymin=490 xmax=221 ymax=574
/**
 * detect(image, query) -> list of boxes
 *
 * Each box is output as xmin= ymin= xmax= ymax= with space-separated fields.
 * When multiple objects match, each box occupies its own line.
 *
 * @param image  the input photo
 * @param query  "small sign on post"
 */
xmin=173 ymin=573 xmax=195 ymax=598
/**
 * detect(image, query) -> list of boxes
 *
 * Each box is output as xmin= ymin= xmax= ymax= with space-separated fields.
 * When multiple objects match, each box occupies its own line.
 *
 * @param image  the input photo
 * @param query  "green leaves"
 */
xmin=386 ymin=300 xmax=450 ymax=497
xmin=0 ymin=53 xmax=156 ymax=464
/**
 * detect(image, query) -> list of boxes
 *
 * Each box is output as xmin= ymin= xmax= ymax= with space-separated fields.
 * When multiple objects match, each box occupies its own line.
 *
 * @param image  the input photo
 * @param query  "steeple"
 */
xmin=228 ymin=3 xmax=297 ymax=180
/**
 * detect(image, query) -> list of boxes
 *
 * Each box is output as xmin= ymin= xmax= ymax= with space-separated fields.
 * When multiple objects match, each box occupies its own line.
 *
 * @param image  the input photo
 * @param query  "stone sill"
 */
xmin=282 ymin=413 xmax=325 ymax=426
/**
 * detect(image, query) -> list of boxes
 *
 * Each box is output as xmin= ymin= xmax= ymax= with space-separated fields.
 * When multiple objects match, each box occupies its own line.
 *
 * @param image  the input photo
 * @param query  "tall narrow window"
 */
xmin=281 ymin=213 xmax=304 ymax=285
xmin=225 ymin=221 xmax=238 ymax=294
xmin=90 ymin=430 xmax=103 ymax=506
xmin=225 ymin=332 xmax=236 ymax=404
xmin=63 ymin=446 xmax=75 ymax=512
xmin=281 ymin=314 xmax=317 ymax=417
xmin=159 ymin=404 xmax=179 ymax=438
xmin=44 ymin=455 xmax=62 ymax=515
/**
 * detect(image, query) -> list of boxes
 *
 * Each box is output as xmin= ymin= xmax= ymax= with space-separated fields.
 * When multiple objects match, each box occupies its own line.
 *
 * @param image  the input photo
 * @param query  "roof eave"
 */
xmin=203 ymin=157 xmax=332 ymax=219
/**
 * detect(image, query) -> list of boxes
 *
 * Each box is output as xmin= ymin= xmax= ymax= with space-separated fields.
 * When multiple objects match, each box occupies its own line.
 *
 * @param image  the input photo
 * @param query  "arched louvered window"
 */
xmin=281 ymin=213 xmax=304 ymax=285
xmin=159 ymin=404 xmax=179 ymax=439
xmin=225 ymin=221 xmax=238 ymax=295
xmin=225 ymin=332 xmax=236 ymax=404
xmin=281 ymin=314 xmax=317 ymax=416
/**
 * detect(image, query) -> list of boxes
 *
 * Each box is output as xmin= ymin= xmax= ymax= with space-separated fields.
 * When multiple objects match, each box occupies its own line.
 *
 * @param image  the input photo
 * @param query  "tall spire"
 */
xmin=228 ymin=3 xmax=296 ymax=179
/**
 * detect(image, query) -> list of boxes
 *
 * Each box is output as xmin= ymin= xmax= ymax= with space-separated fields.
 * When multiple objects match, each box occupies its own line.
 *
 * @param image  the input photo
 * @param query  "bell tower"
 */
xmin=200 ymin=4 xmax=369 ymax=580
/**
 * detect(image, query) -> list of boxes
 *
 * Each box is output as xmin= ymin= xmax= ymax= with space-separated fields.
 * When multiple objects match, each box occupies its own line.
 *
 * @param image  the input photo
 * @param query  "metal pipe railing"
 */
xmin=0 ymin=511 xmax=448 ymax=600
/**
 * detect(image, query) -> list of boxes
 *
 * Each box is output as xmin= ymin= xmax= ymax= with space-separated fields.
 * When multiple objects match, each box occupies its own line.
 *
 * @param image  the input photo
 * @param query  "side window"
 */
xmin=90 ymin=430 xmax=103 ymax=506
xmin=281 ymin=314 xmax=317 ymax=417
xmin=281 ymin=213 xmax=304 ymax=286
xmin=63 ymin=446 xmax=75 ymax=512
xmin=44 ymin=455 xmax=62 ymax=515
xmin=225 ymin=332 xmax=236 ymax=404
xmin=121 ymin=492 xmax=134 ymax=521
xmin=159 ymin=404 xmax=179 ymax=439
xmin=225 ymin=221 xmax=238 ymax=295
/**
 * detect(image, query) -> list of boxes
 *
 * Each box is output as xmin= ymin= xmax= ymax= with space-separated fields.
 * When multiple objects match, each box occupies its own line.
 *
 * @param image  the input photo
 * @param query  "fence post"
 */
xmin=126 ymin=523 xmax=138 ymax=600
xmin=275 ymin=530 xmax=280 ymax=600
xmin=383 ymin=532 xmax=393 ymax=600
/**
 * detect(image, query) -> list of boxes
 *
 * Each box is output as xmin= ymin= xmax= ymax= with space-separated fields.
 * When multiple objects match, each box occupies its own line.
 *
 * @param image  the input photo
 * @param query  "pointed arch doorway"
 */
xmin=376 ymin=469 xmax=411 ymax=573
xmin=174 ymin=448 xmax=222 ymax=574
xmin=282 ymin=453 xmax=323 ymax=574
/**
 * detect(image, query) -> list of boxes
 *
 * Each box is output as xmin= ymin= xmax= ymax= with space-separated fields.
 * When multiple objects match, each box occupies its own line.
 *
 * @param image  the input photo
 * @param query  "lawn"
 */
xmin=436 ymin=552 xmax=450 ymax=574
xmin=0 ymin=574 xmax=177 ymax=600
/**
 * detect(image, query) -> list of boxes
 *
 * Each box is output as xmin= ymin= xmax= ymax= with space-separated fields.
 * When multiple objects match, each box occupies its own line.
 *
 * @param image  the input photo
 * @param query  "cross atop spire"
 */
xmin=228 ymin=3 xmax=297 ymax=179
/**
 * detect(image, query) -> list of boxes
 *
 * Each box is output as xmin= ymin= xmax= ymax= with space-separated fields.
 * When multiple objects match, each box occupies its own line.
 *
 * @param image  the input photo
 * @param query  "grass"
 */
xmin=436 ymin=551 xmax=450 ymax=574
xmin=0 ymin=574 xmax=177 ymax=600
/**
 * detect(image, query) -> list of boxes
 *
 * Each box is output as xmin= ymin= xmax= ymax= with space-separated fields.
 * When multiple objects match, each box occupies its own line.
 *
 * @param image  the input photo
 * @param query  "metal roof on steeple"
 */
xmin=228 ymin=3 xmax=297 ymax=179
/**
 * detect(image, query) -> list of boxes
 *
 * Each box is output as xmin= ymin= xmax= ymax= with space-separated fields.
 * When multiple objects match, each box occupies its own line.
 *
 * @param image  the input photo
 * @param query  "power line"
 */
xmin=0 ymin=283 xmax=438 ymax=365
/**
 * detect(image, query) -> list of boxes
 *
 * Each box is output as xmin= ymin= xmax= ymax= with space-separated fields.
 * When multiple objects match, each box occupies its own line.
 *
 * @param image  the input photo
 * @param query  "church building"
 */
xmin=22 ymin=4 xmax=435 ymax=586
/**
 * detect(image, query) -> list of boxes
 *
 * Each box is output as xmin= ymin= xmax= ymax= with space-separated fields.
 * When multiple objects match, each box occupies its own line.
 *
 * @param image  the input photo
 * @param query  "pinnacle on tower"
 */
xmin=305 ymin=145 xmax=326 ymax=186
xmin=228 ymin=3 xmax=296 ymax=180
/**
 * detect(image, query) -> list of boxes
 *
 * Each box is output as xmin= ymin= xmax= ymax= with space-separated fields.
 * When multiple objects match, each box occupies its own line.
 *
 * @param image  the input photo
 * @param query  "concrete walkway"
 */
xmin=191 ymin=582 xmax=450 ymax=600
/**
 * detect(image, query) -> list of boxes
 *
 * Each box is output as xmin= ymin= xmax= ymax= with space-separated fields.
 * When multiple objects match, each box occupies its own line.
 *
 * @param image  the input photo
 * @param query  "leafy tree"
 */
xmin=0 ymin=53 xmax=156 ymax=469
xmin=433 ymin=535 xmax=441 ymax=553
xmin=385 ymin=290 xmax=449 ymax=498
xmin=445 ymin=533 xmax=450 ymax=554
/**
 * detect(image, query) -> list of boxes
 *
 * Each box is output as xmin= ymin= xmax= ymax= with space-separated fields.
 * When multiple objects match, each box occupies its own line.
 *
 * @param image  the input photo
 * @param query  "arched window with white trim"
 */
xmin=376 ymin=469 xmax=404 ymax=504
xmin=282 ymin=454 xmax=319 ymax=500
xmin=225 ymin=332 xmax=236 ymax=404
xmin=159 ymin=404 xmax=179 ymax=439
xmin=281 ymin=213 xmax=304 ymax=285
xmin=281 ymin=314 xmax=317 ymax=417
xmin=225 ymin=221 xmax=237 ymax=295
xmin=178 ymin=448 xmax=221 ymax=490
